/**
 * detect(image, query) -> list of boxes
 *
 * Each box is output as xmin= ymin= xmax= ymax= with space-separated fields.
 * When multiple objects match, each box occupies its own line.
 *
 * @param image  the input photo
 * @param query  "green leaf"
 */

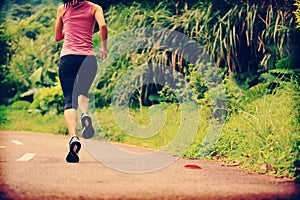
xmin=29 ymin=67 xmax=42 ymax=84
xmin=269 ymin=69 xmax=300 ymax=74
xmin=20 ymin=88 xmax=38 ymax=98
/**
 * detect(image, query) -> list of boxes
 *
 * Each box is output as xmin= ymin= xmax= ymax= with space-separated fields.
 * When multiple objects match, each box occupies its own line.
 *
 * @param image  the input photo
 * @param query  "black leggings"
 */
xmin=59 ymin=55 xmax=97 ymax=110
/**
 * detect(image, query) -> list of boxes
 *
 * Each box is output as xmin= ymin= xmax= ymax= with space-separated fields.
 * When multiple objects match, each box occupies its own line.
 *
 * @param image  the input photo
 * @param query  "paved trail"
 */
xmin=0 ymin=131 xmax=299 ymax=200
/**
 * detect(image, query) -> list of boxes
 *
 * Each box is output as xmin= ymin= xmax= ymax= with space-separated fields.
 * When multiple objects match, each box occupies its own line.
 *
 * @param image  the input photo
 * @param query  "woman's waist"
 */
xmin=60 ymin=45 xmax=95 ymax=57
xmin=63 ymin=41 xmax=93 ymax=49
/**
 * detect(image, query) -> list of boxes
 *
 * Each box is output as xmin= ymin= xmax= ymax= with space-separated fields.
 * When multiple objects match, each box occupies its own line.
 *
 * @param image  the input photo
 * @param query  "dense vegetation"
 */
xmin=0 ymin=0 xmax=299 ymax=179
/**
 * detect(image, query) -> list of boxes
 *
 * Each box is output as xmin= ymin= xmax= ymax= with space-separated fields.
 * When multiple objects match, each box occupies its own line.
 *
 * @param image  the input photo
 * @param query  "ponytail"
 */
xmin=62 ymin=0 xmax=85 ymax=7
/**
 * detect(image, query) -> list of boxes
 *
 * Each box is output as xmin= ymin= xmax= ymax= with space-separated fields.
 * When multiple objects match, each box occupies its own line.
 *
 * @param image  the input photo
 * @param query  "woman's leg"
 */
xmin=64 ymin=108 xmax=78 ymax=136
xmin=76 ymin=55 xmax=97 ymax=115
xmin=59 ymin=55 xmax=84 ymax=162
xmin=78 ymin=95 xmax=89 ymax=113
xmin=76 ymin=56 xmax=97 ymax=138
xmin=78 ymin=95 xmax=91 ymax=131
xmin=59 ymin=55 xmax=82 ymax=136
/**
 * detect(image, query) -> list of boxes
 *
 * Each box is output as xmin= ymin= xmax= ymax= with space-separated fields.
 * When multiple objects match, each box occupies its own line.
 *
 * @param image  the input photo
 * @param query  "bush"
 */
xmin=0 ymin=106 xmax=7 ymax=124
xmin=11 ymin=100 xmax=31 ymax=110
xmin=30 ymin=84 xmax=64 ymax=114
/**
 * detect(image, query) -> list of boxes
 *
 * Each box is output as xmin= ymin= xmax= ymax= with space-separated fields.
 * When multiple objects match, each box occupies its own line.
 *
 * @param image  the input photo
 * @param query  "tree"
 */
xmin=2 ymin=4 xmax=59 ymax=104
xmin=0 ymin=24 xmax=10 ymax=65
xmin=10 ymin=4 xmax=35 ymax=21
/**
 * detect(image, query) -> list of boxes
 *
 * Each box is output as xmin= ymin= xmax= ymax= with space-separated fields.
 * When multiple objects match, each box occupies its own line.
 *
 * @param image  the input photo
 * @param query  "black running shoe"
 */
xmin=81 ymin=113 xmax=95 ymax=139
xmin=66 ymin=135 xmax=81 ymax=163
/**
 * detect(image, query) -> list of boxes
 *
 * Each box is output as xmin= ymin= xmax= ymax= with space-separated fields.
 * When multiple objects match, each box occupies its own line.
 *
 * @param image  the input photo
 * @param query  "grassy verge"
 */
xmin=94 ymin=103 xmax=210 ymax=152
xmin=0 ymin=107 xmax=68 ymax=135
xmin=194 ymin=85 xmax=299 ymax=178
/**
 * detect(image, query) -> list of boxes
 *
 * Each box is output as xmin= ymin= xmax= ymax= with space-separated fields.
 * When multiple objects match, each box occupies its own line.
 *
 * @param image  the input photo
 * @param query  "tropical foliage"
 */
xmin=295 ymin=0 xmax=300 ymax=28
xmin=1 ymin=0 xmax=298 ymax=105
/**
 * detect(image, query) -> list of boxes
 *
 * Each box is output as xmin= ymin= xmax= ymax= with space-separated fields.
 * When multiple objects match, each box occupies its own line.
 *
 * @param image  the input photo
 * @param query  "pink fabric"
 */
xmin=60 ymin=1 xmax=95 ymax=57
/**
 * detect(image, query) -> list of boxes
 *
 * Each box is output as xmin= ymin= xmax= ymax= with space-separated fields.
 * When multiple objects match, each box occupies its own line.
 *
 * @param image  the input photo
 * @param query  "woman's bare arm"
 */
xmin=54 ymin=5 xmax=65 ymax=42
xmin=93 ymin=4 xmax=107 ymax=59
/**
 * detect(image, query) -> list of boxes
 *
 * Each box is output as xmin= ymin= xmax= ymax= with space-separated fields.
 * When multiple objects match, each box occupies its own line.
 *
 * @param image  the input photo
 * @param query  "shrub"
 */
xmin=11 ymin=100 xmax=31 ymax=110
xmin=30 ymin=84 xmax=64 ymax=114
xmin=0 ymin=106 xmax=7 ymax=124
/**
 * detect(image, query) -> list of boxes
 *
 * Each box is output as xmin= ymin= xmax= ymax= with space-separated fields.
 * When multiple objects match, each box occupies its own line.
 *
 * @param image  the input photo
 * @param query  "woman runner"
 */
xmin=55 ymin=0 xmax=107 ymax=163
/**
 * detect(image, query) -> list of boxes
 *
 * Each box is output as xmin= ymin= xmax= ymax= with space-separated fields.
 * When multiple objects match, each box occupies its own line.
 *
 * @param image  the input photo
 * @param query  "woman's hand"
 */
xmin=93 ymin=4 xmax=107 ymax=60
xmin=99 ymin=48 xmax=107 ymax=59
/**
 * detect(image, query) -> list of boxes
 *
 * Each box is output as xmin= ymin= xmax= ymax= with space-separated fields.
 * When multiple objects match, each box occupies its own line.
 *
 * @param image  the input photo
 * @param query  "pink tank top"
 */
xmin=60 ymin=1 xmax=95 ymax=57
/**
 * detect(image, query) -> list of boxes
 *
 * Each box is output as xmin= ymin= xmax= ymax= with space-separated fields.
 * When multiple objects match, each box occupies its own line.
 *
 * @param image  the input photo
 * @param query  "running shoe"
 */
xmin=81 ymin=113 xmax=95 ymax=139
xmin=66 ymin=135 xmax=81 ymax=163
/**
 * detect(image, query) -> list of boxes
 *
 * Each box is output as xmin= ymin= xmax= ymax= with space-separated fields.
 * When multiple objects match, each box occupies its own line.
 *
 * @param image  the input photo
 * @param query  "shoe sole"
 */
xmin=66 ymin=151 xmax=79 ymax=163
xmin=66 ymin=139 xmax=81 ymax=163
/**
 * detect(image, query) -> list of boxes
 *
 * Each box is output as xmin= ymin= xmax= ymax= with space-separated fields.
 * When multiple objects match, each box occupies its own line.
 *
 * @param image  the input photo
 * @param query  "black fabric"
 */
xmin=59 ymin=55 xmax=97 ymax=110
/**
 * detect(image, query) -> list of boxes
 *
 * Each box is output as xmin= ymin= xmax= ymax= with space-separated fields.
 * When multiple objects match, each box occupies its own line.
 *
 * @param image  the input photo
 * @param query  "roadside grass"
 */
xmin=217 ymin=96 xmax=298 ymax=177
xmin=95 ymin=103 xmax=209 ymax=152
xmin=0 ymin=108 xmax=68 ymax=135
xmin=205 ymin=83 xmax=300 ymax=178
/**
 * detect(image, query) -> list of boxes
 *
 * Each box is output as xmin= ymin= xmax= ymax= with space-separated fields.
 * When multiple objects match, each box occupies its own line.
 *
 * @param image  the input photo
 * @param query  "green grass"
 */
xmin=94 ymin=103 xmax=210 ymax=152
xmin=0 ymin=108 xmax=68 ymax=135
xmin=205 ymin=83 xmax=300 ymax=178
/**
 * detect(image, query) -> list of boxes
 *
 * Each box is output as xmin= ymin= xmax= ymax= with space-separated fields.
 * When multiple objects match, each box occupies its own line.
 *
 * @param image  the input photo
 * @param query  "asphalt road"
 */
xmin=0 ymin=131 xmax=299 ymax=200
